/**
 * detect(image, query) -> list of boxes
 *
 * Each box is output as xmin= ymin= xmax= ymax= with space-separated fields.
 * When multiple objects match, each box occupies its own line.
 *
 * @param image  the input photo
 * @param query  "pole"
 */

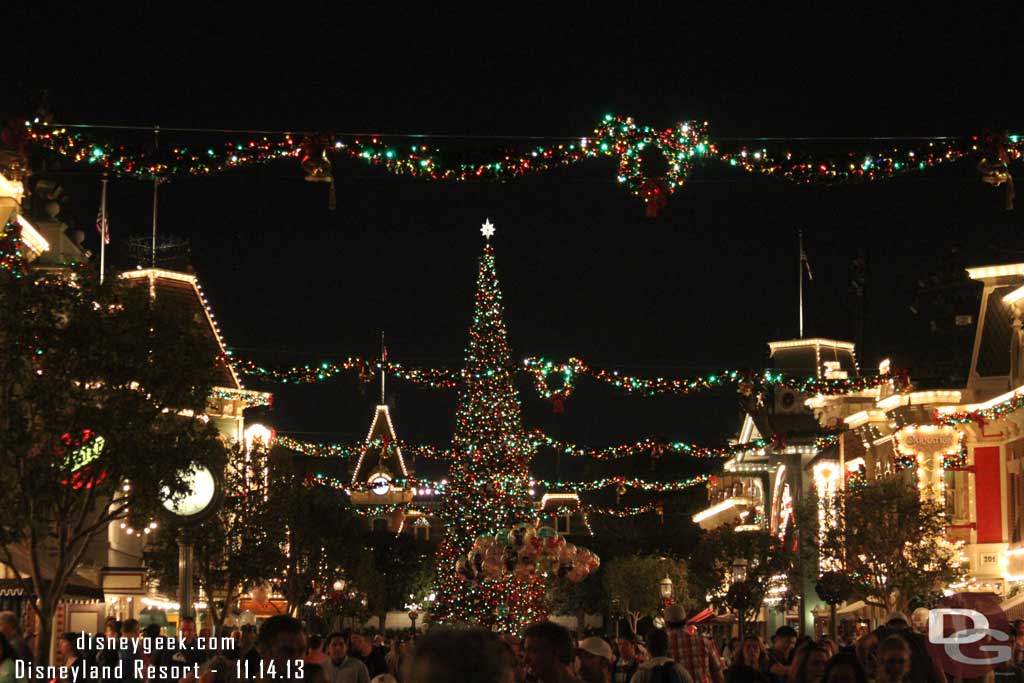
xmin=99 ymin=176 xmax=108 ymax=284
xmin=151 ymin=126 xmax=160 ymax=268
xmin=380 ymin=331 xmax=386 ymax=405
xmin=798 ymin=229 xmax=804 ymax=339
xmin=177 ymin=528 xmax=195 ymax=620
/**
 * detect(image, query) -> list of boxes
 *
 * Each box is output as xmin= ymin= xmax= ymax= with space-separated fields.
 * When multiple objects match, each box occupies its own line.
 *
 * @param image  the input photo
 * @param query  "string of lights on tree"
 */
xmin=22 ymin=117 xmax=1022 ymax=214
xmin=0 ymin=224 xmax=26 ymax=277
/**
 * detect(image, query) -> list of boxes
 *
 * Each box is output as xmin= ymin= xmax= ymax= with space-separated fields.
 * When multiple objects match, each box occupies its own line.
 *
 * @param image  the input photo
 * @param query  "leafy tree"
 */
xmin=265 ymin=452 xmax=363 ymax=615
xmin=547 ymin=567 xmax=609 ymax=637
xmin=145 ymin=441 xmax=284 ymax=633
xmin=0 ymin=266 xmax=224 ymax=660
xmin=690 ymin=527 xmax=797 ymax=638
xmin=359 ymin=530 xmax=436 ymax=633
xmin=602 ymin=554 xmax=689 ymax=635
xmin=817 ymin=477 xmax=964 ymax=612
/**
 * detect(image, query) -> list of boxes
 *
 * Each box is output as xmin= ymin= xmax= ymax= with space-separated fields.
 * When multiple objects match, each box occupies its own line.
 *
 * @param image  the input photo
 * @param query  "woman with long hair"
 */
xmin=789 ymin=644 xmax=829 ymax=683
xmin=726 ymin=635 xmax=770 ymax=683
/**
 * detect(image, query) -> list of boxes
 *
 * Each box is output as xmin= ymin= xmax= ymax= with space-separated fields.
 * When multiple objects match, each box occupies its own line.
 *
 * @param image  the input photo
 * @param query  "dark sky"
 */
xmin=5 ymin=5 xmax=1022 ymax=492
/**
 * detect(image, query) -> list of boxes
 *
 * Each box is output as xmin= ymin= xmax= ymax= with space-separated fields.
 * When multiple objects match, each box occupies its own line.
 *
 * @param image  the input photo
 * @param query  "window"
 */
xmin=555 ymin=515 xmax=570 ymax=535
xmin=944 ymin=470 xmax=969 ymax=522
xmin=414 ymin=523 xmax=429 ymax=542
xmin=372 ymin=518 xmax=389 ymax=533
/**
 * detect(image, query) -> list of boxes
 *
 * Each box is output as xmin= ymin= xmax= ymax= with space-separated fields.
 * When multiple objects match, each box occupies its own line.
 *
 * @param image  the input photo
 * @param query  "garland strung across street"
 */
xmin=311 ymin=471 xmax=707 ymax=495
xmin=277 ymin=432 xmax=767 ymax=462
xmin=230 ymin=353 xmax=905 ymax=401
xmin=22 ymin=117 xmax=1022 ymax=214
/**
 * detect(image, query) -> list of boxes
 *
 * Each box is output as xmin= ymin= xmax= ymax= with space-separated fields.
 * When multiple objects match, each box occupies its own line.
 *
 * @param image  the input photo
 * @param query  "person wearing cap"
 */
xmin=577 ymin=637 xmax=615 ymax=683
xmin=631 ymin=628 xmax=693 ymax=683
xmin=614 ymin=634 xmax=642 ymax=683
xmin=665 ymin=605 xmax=722 ymax=683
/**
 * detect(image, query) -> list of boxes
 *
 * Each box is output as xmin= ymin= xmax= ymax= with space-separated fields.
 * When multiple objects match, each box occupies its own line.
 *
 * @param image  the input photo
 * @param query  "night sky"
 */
xmin=4 ymin=6 xmax=1022 ymax=493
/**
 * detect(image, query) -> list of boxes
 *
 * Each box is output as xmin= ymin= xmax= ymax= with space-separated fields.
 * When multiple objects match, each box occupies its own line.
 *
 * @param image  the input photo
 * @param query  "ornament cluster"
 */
xmin=456 ymin=524 xmax=600 ymax=585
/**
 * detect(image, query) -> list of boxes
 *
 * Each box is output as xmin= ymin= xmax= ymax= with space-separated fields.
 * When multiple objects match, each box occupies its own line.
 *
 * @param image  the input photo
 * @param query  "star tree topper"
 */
xmin=481 ymin=218 xmax=495 ymax=240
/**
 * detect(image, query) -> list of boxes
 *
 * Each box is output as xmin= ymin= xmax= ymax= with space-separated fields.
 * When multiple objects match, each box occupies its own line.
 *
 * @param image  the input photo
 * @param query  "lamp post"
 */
xmin=732 ymin=558 xmax=749 ymax=638
xmin=659 ymin=575 xmax=674 ymax=607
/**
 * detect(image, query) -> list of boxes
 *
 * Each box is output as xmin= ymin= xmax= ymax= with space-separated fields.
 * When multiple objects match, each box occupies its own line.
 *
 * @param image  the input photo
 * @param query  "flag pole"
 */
xmin=380 ymin=331 xmax=386 ymax=405
xmin=151 ymin=126 xmax=160 ymax=268
xmin=99 ymin=175 xmax=108 ymax=284
xmin=798 ymin=228 xmax=804 ymax=339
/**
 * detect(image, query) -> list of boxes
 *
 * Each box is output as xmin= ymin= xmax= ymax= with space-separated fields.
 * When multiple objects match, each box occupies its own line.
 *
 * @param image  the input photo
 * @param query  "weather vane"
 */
xmin=481 ymin=218 xmax=495 ymax=240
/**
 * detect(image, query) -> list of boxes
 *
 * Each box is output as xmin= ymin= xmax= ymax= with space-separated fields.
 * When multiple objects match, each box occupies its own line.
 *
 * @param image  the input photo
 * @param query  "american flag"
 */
xmin=800 ymin=243 xmax=812 ymax=281
xmin=96 ymin=204 xmax=110 ymax=245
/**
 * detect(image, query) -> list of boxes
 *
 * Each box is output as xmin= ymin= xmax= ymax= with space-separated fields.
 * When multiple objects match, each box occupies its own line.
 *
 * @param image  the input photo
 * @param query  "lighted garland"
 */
xmin=276 ymin=431 xmax=764 ymax=462
xmin=524 ymin=357 xmax=901 ymax=399
xmin=935 ymin=392 xmax=1024 ymax=426
xmin=24 ymin=118 xmax=1022 ymax=212
xmin=529 ymin=430 xmax=765 ymax=460
xmin=530 ymin=474 xmax=709 ymax=493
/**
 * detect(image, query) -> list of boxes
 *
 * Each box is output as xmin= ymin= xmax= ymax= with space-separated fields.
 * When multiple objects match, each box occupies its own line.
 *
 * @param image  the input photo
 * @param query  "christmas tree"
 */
xmin=430 ymin=225 xmax=547 ymax=631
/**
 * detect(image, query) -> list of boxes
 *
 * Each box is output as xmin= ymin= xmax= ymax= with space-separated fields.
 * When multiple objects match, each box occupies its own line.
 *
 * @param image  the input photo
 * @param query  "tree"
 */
xmin=0 ymin=264 xmax=224 ymax=660
xmin=547 ymin=567 xmax=609 ymax=637
xmin=817 ymin=477 xmax=964 ymax=612
xmin=603 ymin=555 xmax=688 ymax=635
xmin=265 ymin=452 xmax=363 ymax=616
xmin=690 ymin=527 xmax=797 ymax=638
xmin=431 ymin=239 xmax=545 ymax=631
xmin=360 ymin=530 xmax=435 ymax=633
xmin=145 ymin=441 xmax=284 ymax=633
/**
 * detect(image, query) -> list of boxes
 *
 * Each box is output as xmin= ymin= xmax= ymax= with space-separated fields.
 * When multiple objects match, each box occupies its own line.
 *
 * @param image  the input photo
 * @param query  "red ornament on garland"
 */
xmin=638 ymin=178 xmax=670 ymax=217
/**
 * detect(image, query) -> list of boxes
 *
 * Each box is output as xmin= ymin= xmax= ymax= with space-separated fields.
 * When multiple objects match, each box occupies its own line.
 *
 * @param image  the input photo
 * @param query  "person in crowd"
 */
xmin=350 ymin=632 xmax=388 ymax=678
xmin=120 ymin=619 xmax=143 ymax=682
xmin=763 ymin=626 xmax=797 ymax=683
xmin=725 ymin=636 xmax=769 ymax=683
xmin=665 ymin=606 xmax=719 ymax=683
xmin=370 ymin=675 xmax=398 ymax=683
xmin=259 ymin=615 xmax=319 ymax=682
xmin=789 ymin=644 xmax=829 ymax=683
xmin=615 ymin=634 xmax=642 ymax=683
xmin=721 ymin=638 xmax=740 ymax=668
xmin=0 ymin=633 xmax=16 ymax=683
xmin=523 ymin=621 xmax=582 ymax=683
xmin=140 ymin=624 xmax=162 ymax=678
xmin=577 ymin=637 xmax=615 ymax=683
xmin=0 ymin=612 xmax=31 ymax=670
xmin=629 ymin=628 xmax=691 ymax=683
xmin=857 ymin=613 xmax=943 ymax=683
xmin=308 ymin=635 xmax=329 ymax=666
xmin=1012 ymin=620 xmax=1024 ymax=667
xmin=320 ymin=631 xmax=369 ymax=683
xmin=57 ymin=633 xmax=87 ymax=683
xmin=98 ymin=618 xmax=122 ymax=679
xmin=198 ymin=654 xmax=232 ymax=683
xmin=410 ymin=626 xmax=515 ymax=683
xmin=875 ymin=635 xmax=912 ymax=683
xmin=821 ymin=652 xmax=868 ymax=683
xmin=500 ymin=634 xmax=528 ymax=683
xmin=154 ymin=615 xmax=208 ymax=677
xmin=815 ymin=638 xmax=837 ymax=660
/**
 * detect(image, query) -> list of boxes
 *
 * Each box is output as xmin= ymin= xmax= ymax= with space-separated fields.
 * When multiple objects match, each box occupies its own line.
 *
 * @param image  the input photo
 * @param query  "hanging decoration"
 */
xmin=528 ymin=474 xmax=709 ymax=493
xmin=0 ymin=223 xmax=26 ymax=277
xmin=934 ymin=392 xmax=1024 ymax=427
xmin=23 ymin=118 xmax=1022 ymax=213
xmin=276 ymin=431 xmax=764 ymax=462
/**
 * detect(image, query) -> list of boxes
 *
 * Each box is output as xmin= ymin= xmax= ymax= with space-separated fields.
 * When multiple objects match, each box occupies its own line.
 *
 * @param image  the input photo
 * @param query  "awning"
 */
xmin=0 ymin=544 xmax=102 ymax=597
xmin=836 ymin=600 xmax=867 ymax=616
xmin=1001 ymin=591 xmax=1024 ymax=621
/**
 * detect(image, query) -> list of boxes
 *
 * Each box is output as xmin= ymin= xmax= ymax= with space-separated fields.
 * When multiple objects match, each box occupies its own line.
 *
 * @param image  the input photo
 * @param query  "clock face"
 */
xmin=161 ymin=465 xmax=217 ymax=518
xmin=370 ymin=475 xmax=391 ymax=496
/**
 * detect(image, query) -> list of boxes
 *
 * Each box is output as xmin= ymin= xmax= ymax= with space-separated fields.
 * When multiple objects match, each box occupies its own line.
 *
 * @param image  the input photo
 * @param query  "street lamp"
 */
xmin=659 ymin=575 xmax=674 ymax=604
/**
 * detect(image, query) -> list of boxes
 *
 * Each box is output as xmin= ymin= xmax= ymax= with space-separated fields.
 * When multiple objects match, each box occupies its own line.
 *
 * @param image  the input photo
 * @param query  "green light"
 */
xmin=91 ymin=147 xmax=104 ymax=158
xmin=385 ymin=150 xmax=395 ymax=159
xmin=1011 ymin=135 xmax=1020 ymax=143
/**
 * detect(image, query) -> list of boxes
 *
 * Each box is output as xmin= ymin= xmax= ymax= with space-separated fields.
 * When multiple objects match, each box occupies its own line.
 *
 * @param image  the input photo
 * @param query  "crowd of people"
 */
xmin=1 ymin=608 xmax=1024 ymax=683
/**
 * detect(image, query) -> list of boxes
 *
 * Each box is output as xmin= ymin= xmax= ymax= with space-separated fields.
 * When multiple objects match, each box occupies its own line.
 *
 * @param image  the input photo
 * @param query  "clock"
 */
xmin=370 ymin=474 xmax=391 ymax=496
xmin=161 ymin=465 xmax=218 ymax=519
